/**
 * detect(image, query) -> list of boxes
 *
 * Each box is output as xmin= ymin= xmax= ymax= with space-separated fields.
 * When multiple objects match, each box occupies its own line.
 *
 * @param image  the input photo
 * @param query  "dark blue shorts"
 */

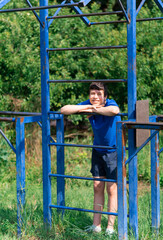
xmin=90 ymin=149 xmax=117 ymax=180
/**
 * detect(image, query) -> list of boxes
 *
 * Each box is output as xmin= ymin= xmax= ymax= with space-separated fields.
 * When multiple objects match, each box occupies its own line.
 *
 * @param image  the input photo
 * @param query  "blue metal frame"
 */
xmin=40 ymin=0 xmax=52 ymax=228
xmin=56 ymin=114 xmax=65 ymax=215
xmin=16 ymin=117 xmax=26 ymax=237
xmin=127 ymin=0 xmax=138 ymax=238
xmin=0 ymin=0 xmax=11 ymax=9
xmin=117 ymin=122 xmax=128 ymax=239
xmin=150 ymin=116 xmax=160 ymax=232
xmin=0 ymin=1 xmax=162 ymax=239
xmin=154 ymin=0 xmax=163 ymax=13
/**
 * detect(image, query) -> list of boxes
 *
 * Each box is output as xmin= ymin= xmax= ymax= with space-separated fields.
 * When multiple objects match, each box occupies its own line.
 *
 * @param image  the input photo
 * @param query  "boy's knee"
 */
xmin=94 ymin=181 xmax=105 ymax=193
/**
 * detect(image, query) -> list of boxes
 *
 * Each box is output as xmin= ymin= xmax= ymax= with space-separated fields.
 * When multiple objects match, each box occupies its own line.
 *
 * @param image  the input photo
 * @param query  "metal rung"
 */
xmin=47 ymin=11 xmax=123 ymax=19
xmin=0 ymin=3 xmax=80 ymax=13
xmin=49 ymin=204 xmax=118 ymax=216
xmin=47 ymin=79 xmax=127 ymax=83
xmin=0 ymin=111 xmax=41 ymax=116
xmin=91 ymin=20 xmax=127 ymax=25
xmin=49 ymin=173 xmax=117 ymax=182
xmin=49 ymin=142 xmax=116 ymax=149
xmin=90 ymin=17 xmax=163 ymax=26
xmin=47 ymin=45 xmax=127 ymax=52
xmin=0 ymin=117 xmax=15 ymax=122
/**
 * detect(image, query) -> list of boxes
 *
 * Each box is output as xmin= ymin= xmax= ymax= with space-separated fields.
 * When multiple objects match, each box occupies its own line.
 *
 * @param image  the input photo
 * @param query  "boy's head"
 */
xmin=89 ymin=82 xmax=108 ymax=97
xmin=89 ymin=82 xmax=107 ymax=106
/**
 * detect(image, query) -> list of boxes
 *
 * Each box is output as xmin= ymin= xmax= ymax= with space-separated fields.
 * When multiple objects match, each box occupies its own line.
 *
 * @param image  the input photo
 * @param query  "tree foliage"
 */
xmin=0 ymin=1 xmax=162 ymax=120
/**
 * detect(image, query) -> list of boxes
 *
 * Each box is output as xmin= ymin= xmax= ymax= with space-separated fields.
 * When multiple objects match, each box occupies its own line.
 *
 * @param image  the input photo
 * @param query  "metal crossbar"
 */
xmin=0 ymin=3 xmax=80 ymax=13
xmin=49 ymin=173 xmax=117 ymax=183
xmin=0 ymin=111 xmax=41 ymax=116
xmin=91 ymin=17 xmax=163 ymax=25
xmin=47 ymin=11 xmax=123 ymax=19
xmin=47 ymin=45 xmax=127 ymax=52
xmin=49 ymin=204 xmax=119 ymax=216
xmin=47 ymin=79 xmax=127 ymax=83
xmin=49 ymin=142 xmax=116 ymax=150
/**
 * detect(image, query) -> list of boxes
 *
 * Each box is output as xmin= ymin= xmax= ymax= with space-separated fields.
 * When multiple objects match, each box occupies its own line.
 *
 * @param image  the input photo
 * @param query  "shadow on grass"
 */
xmin=0 ymin=206 xmax=17 ymax=235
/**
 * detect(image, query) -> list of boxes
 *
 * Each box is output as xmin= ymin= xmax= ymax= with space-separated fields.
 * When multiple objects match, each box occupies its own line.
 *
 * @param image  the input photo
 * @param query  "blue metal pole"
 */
xmin=56 ymin=114 xmax=65 ymax=215
xmin=40 ymin=0 xmax=52 ymax=228
xmin=127 ymin=0 xmax=138 ymax=238
xmin=16 ymin=117 xmax=25 ymax=237
xmin=117 ymin=122 xmax=128 ymax=239
xmin=150 ymin=116 xmax=160 ymax=233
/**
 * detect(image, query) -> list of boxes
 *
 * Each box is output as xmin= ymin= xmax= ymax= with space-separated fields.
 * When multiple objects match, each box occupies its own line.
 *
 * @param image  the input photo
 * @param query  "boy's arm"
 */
xmin=60 ymin=105 xmax=95 ymax=115
xmin=80 ymin=105 xmax=120 ymax=116
xmin=95 ymin=105 xmax=120 ymax=116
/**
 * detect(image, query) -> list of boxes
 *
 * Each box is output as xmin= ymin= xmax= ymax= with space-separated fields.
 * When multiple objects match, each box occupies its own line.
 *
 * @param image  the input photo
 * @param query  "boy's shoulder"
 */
xmin=105 ymin=99 xmax=118 ymax=107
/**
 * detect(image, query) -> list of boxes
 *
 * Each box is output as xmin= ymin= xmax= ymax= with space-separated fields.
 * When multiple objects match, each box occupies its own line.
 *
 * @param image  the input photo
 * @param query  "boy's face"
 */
xmin=89 ymin=89 xmax=106 ymax=106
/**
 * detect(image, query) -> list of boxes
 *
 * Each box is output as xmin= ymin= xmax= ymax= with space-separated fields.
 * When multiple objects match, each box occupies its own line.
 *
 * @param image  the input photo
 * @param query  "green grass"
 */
xmin=0 ymin=130 xmax=163 ymax=239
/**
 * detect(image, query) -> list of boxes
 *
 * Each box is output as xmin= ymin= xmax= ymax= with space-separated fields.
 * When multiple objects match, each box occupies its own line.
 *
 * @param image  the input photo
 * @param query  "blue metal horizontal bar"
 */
xmin=47 ymin=11 xmax=123 ymax=19
xmin=49 ymin=173 xmax=117 ymax=183
xmin=0 ymin=117 xmax=15 ymax=122
xmin=159 ymin=147 xmax=163 ymax=155
xmin=0 ymin=111 xmax=41 ymax=116
xmin=124 ymin=122 xmax=163 ymax=130
xmin=48 ymin=0 xmax=66 ymax=28
xmin=49 ymin=142 xmax=116 ymax=150
xmin=49 ymin=204 xmax=118 ymax=216
xmin=25 ymin=0 xmax=43 ymax=27
xmin=48 ymin=79 xmax=127 ymax=83
xmin=18 ymin=116 xmax=42 ymax=124
xmin=47 ymin=45 xmax=127 ymax=52
xmin=90 ymin=17 xmax=163 ymax=26
xmin=125 ymin=130 xmax=159 ymax=166
xmin=154 ymin=0 xmax=163 ymax=13
xmin=0 ymin=129 xmax=16 ymax=154
xmin=0 ymin=3 xmax=80 ymax=13
xmin=48 ymin=111 xmax=127 ymax=118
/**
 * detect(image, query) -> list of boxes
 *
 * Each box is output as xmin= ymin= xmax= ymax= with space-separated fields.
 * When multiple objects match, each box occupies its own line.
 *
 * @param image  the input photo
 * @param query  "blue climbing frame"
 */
xmin=0 ymin=0 xmax=163 ymax=239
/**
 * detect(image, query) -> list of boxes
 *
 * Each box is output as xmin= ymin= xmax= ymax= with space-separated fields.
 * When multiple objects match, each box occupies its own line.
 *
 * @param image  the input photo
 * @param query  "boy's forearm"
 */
xmin=95 ymin=106 xmax=120 ymax=116
xmin=61 ymin=105 xmax=91 ymax=115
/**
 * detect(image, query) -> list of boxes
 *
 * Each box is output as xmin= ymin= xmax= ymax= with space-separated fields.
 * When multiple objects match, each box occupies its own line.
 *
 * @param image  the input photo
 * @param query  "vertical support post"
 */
xmin=16 ymin=117 xmax=25 ymax=237
xmin=56 ymin=114 xmax=65 ymax=214
xmin=117 ymin=122 xmax=128 ymax=240
xmin=127 ymin=0 xmax=138 ymax=238
xmin=40 ymin=0 xmax=52 ymax=228
xmin=150 ymin=116 xmax=160 ymax=232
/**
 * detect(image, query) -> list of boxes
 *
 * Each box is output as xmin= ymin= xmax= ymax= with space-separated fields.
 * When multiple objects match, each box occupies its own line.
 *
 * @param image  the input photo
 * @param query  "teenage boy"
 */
xmin=61 ymin=82 xmax=121 ymax=235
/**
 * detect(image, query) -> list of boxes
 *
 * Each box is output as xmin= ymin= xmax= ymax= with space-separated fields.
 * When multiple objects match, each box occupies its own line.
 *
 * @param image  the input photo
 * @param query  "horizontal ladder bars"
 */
xmin=47 ymin=45 xmax=127 ymax=52
xmin=49 ymin=142 xmax=116 ymax=149
xmin=49 ymin=173 xmax=117 ymax=182
xmin=47 ymin=79 xmax=127 ymax=83
xmin=91 ymin=17 xmax=163 ymax=25
xmin=0 ymin=3 xmax=80 ymax=13
xmin=49 ymin=204 xmax=118 ymax=216
xmin=47 ymin=11 xmax=123 ymax=19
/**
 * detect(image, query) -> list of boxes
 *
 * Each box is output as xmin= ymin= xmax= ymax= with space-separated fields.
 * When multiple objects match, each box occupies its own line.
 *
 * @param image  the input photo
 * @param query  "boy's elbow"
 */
xmin=114 ymin=107 xmax=120 ymax=115
xmin=60 ymin=106 xmax=67 ymax=114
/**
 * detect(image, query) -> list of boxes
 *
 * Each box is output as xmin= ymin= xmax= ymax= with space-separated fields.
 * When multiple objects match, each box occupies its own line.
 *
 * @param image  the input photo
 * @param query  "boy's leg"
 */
xmin=93 ymin=177 xmax=105 ymax=227
xmin=106 ymin=182 xmax=117 ymax=229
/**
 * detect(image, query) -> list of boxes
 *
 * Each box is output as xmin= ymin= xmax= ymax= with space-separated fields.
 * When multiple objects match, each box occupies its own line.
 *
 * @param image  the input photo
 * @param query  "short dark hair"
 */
xmin=89 ymin=82 xmax=108 ymax=97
